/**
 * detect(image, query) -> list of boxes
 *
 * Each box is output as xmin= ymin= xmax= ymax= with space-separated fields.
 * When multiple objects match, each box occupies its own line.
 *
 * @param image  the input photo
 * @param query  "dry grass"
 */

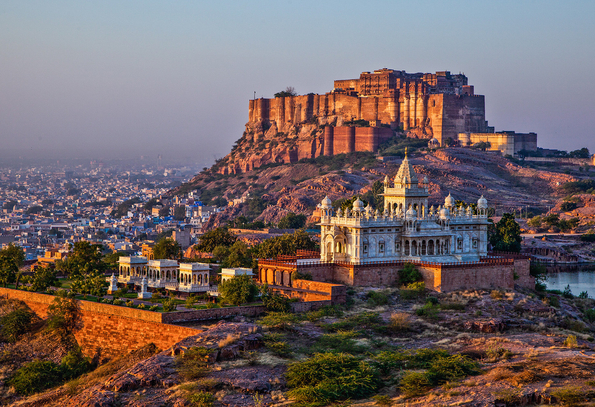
xmin=390 ymin=312 xmax=411 ymax=332
xmin=218 ymin=334 xmax=240 ymax=348
xmin=488 ymin=366 xmax=513 ymax=381
xmin=506 ymin=370 xmax=541 ymax=386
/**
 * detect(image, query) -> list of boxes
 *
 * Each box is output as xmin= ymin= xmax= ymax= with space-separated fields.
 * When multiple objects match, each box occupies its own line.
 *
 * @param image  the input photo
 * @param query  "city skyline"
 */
xmin=1 ymin=0 xmax=594 ymax=166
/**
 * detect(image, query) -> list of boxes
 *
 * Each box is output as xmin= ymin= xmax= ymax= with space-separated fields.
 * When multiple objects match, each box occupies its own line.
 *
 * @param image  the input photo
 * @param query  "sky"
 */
xmin=1 ymin=0 xmax=594 ymax=167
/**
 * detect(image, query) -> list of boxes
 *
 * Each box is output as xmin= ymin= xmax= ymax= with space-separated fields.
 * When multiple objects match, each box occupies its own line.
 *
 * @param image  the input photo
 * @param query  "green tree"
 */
xmin=153 ymin=237 xmax=182 ymax=260
xmin=274 ymin=86 xmax=297 ymax=98
xmin=334 ymin=196 xmax=369 ymax=212
xmin=253 ymin=230 xmax=316 ymax=259
xmin=489 ymin=213 xmax=522 ymax=252
xmin=0 ymin=255 xmax=18 ymax=287
xmin=57 ymin=242 xmax=107 ymax=281
xmin=159 ymin=206 xmax=171 ymax=218
xmin=527 ymin=215 xmax=542 ymax=228
xmin=29 ymin=266 xmax=58 ymax=292
xmin=542 ymin=213 xmax=560 ymax=227
xmin=47 ymin=294 xmax=82 ymax=336
xmin=212 ymin=245 xmax=231 ymax=262
xmin=195 ymin=227 xmax=237 ymax=252
xmin=0 ymin=243 xmax=25 ymax=268
xmin=102 ymin=250 xmax=127 ymax=270
xmin=173 ymin=206 xmax=187 ymax=221
xmin=278 ymin=213 xmax=307 ymax=229
xmin=224 ymin=241 xmax=252 ymax=268
xmin=218 ymin=274 xmax=259 ymax=306
xmin=399 ymin=263 xmax=423 ymax=286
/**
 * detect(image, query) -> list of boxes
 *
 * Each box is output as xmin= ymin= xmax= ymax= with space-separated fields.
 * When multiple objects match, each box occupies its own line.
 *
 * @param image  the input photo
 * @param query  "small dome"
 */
xmin=321 ymin=196 xmax=332 ymax=207
xmin=477 ymin=195 xmax=488 ymax=209
xmin=444 ymin=193 xmax=455 ymax=208
xmin=352 ymin=198 xmax=365 ymax=210
xmin=439 ymin=207 xmax=450 ymax=219
xmin=406 ymin=207 xmax=417 ymax=218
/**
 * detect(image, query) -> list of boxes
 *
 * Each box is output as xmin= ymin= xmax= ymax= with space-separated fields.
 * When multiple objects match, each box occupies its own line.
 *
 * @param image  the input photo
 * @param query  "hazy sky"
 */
xmin=1 ymin=1 xmax=594 ymax=166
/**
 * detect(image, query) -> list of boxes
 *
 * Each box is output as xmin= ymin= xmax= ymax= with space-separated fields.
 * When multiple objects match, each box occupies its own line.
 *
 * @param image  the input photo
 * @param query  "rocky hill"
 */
xmin=8 ymin=287 xmax=595 ymax=406
xmin=174 ymin=145 xmax=578 ymax=230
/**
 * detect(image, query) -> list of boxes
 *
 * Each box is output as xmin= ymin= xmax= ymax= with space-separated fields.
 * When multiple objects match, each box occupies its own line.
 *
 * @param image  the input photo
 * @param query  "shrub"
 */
xmin=46 ymin=295 xmax=82 ymax=336
xmin=549 ymin=295 xmax=560 ymax=308
xmin=584 ymin=308 xmax=595 ymax=322
xmin=579 ymin=291 xmax=589 ymax=299
xmin=367 ymin=290 xmax=390 ymax=307
xmin=60 ymin=346 xmax=92 ymax=381
xmin=563 ymin=284 xmax=574 ymax=299
xmin=9 ymin=360 xmax=63 ymax=395
xmin=218 ymin=274 xmax=259 ymax=306
xmin=372 ymin=394 xmax=393 ymax=406
xmin=189 ymin=390 xmax=215 ymax=407
xmin=261 ymin=286 xmax=291 ymax=312
xmin=564 ymin=334 xmax=578 ymax=348
xmin=113 ymin=299 xmax=124 ymax=306
xmin=162 ymin=297 xmax=177 ymax=312
xmin=551 ymin=386 xmax=583 ymax=405
xmin=399 ymin=263 xmax=422 ymax=286
xmin=175 ymin=347 xmax=213 ymax=380
xmin=286 ymin=352 xmax=379 ymax=403
xmin=311 ymin=331 xmax=366 ymax=354
xmin=415 ymin=303 xmax=439 ymax=319
xmin=400 ymin=371 xmax=431 ymax=397
xmin=257 ymin=312 xmax=297 ymax=330
xmin=390 ymin=312 xmax=411 ymax=332
xmin=440 ymin=302 xmax=466 ymax=311
xmin=263 ymin=333 xmax=291 ymax=357
xmin=490 ymin=290 xmax=503 ymax=300
xmin=0 ymin=308 xmax=35 ymax=343
xmin=149 ymin=305 xmax=159 ymax=312
xmin=372 ymin=349 xmax=450 ymax=374
xmin=425 ymin=354 xmax=480 ymax=385
xmin=125 ymin=300 xmax=134 ymax=307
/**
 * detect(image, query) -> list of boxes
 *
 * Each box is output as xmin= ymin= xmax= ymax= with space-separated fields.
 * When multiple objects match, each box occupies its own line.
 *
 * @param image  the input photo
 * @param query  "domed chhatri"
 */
xmin=352 ymin=197 xmax=365 ymax=210
xmin=321 ymin=196 xmax=332 ymax=208
xmin=444 ymin=193 xmax=456 ymax=208
xmin=319 ymin=157 xmax=490 ymax=264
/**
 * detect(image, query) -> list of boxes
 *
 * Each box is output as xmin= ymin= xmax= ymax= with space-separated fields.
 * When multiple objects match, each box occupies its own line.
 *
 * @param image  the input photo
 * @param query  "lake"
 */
xmin=545 ymin=264 xmax=595 ymax=297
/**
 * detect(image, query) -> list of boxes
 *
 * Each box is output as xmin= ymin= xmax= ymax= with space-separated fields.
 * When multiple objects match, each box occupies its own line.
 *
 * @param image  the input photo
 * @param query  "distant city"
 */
xmin=0 ymin=158 xmax=221 ymax=262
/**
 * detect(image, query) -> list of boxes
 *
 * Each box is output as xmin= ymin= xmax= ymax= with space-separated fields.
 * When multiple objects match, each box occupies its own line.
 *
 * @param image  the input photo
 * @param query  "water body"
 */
xmin=545 ymin=264 xmax=595 ymax=297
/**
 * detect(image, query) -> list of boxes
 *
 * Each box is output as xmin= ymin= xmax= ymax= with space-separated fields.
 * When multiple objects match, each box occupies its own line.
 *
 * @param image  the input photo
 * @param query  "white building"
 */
xmin=319 ymin=152 xmax=490 ymax=264
xmin=220 ymin=267 xmax=254 ymax=283
xmin=116 ymin=256 xmax=211 ymax=293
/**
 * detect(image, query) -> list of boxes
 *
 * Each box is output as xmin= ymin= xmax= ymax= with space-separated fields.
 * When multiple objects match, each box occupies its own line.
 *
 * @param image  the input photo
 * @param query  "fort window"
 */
xmin=404 ymin=240 xmax=410 ymax=255
xmin=379 ymin=242 xmax=385 ymax=253
xmin=472 ymin=238 xmax=478 ymax=249
xmin=457 ymin=238 xmax=463 ymax=250
xmin=363 ymin=244 xmax=369 ymax=255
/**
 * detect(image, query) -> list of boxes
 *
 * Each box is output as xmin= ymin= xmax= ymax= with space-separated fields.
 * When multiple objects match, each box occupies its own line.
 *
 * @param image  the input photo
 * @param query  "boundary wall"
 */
xmin=0 ymin=288 xmax=198 ymax=361
xmin=258 ymin=255 xmax=534 ymax=292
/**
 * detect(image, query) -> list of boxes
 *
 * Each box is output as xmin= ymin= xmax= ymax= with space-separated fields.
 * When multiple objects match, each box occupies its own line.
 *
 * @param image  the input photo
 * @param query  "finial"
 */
xmin=404 ymin=147 xmax=408 ymax=157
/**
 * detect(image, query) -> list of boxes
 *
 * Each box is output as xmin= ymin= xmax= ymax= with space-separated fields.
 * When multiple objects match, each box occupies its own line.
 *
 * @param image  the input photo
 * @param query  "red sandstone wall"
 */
xmin=438 ymin=264 xmax=515 ymax=292
xmin=0 ymin=288 xmax=197 ymax=361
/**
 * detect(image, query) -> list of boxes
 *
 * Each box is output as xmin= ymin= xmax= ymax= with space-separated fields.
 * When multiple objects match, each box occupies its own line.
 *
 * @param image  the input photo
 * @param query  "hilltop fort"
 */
xmin=217 ymin=68 xmax=536 ymax=175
